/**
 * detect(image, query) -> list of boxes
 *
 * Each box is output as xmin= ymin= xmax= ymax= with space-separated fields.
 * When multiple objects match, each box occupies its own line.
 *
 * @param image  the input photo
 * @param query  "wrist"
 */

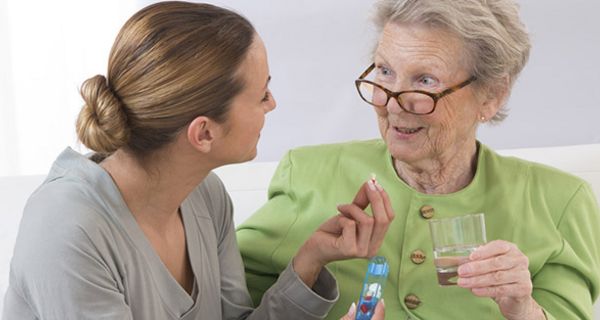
xmin=508 ymin=297 xmax=546 ymax=320
xmin=528 ymin=299 xmax=547 ymax=320
xmin=293 ymin=243 xmax=325 ymax=288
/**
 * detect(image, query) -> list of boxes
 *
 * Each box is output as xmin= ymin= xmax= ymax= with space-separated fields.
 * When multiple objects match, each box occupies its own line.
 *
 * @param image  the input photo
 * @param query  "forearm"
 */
xmin=244 ymin=262 xmax=338 ymax=320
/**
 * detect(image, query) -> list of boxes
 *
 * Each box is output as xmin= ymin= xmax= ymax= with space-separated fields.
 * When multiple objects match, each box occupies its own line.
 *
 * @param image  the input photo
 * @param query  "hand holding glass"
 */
xmin=428 ymin=213 xmax=486 ymax=286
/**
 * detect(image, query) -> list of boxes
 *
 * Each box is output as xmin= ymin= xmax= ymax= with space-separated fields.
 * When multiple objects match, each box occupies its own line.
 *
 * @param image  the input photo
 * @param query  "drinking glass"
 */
xmin=428 ymin=213 xmax=486 ymax=286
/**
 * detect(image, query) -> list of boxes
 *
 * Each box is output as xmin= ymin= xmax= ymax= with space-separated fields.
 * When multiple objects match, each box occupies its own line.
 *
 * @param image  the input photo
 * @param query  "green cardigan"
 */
xmin=236 ymin=140 xmax=600 ymax=319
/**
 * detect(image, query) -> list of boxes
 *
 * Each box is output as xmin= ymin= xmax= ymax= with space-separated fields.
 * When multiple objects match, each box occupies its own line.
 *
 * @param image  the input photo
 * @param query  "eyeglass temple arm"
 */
xmin=358 ymin=63 xmax=376 ymax=80
xmin=435 ymin=76 xmax=477 ymax=99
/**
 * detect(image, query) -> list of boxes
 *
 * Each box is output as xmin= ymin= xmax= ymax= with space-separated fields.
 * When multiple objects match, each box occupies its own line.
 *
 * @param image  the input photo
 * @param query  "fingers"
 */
xmin=337 ymin=204 xmax=373 ymax=256
xmin=316 ymin=213 xmax=347 ymax=234
xmin=339 ymin=176 xmax=394 ymax=258
xmin=365 ymin=182 xmax=392 ymax=256
xmin=458 ymin=268 xmax=531 ymax=288
xmin=338 ymin=176 xmax=395 ymax=257
xmin=378 ymin=187 xmax=395 ymax=221
xmin=458 ymin=240 xmax=528 ymax=277
xmin=340 ymin=300 xmax=385 ymax=320
xmin=351 ymin=182 xmax=370 ymax=210
xmin=315 ymin=175 xmax=396 ymax=264
xmin=337 ymin=216 xmax=358 ymax=256
xmin=318 ymin=214 xmax=358 ymax=248
xmin=457 ymin=240 xmax=533 ymax=301
xmin=469 ymin=240 xmax=515 ymax=260
xmin=307 ymin=214 xmax=360 ymax=265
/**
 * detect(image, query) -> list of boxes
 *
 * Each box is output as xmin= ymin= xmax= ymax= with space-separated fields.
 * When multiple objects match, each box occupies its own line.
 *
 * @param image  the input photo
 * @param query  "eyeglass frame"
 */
xmin=354 ymin=63 xmax=477 ymax=115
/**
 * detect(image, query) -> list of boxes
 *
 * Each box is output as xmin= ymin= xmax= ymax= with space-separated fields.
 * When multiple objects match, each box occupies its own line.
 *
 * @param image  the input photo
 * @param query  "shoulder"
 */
xmin=22 ymin=172 xmax=115 ymax=229
xmin=19 ymin=148 xmax=121 ymax=243
xmin=280 ymin=139 xmax=386 ymax=177
xmin=481 ymin=144 xmax=593 ymax=222
xmin=21 ymin=176 xmax=113 ymax=241
xmin=287 ymin=139 xmax=386 ymax=162
xmin=482 ymin=144 xmax=587 ymax=192
xmin=11 ymin=178 xmax=113 ymax=285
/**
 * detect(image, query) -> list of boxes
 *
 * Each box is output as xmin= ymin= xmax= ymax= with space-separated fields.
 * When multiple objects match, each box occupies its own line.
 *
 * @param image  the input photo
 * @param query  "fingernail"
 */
xmin=367 ymin=179 xmax=376 ymax=191
xmin=347 ymin=302 xmax=356 ymax=317
xmin=381 ymin=298 xmax=385 ymax=307
xmin=374 ymin=180 xmax=384 ymax=191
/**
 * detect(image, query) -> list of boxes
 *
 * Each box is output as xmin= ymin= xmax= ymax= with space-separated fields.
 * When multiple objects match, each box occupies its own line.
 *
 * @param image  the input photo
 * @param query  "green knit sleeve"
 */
xmin=236 ymin=151 xmax=300 ymax=306
xmin=532 ymin=182 xmax=600 ymax=319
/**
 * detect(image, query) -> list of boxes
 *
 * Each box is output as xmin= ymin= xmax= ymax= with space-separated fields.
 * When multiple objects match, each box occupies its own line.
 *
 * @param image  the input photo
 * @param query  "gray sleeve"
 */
xmin=208 ymin=174 xmax=339 ymax=320
xmin=3 ymin=190 xmax=133 ymax=320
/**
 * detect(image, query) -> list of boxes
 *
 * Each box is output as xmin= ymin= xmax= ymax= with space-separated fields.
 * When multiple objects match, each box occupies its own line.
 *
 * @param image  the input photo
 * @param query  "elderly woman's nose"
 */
xmin=385 ymin=96 xmax=404 ymax=114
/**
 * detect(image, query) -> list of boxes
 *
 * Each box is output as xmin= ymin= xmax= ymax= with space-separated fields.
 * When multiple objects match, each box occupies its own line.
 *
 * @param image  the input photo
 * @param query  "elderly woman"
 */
xmin=237 ymin=0 xmax=600 ymax=319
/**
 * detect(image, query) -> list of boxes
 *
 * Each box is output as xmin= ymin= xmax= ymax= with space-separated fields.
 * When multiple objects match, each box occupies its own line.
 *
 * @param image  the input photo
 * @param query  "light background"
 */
xmin=1 ymin=0 xmax=599 ymax=176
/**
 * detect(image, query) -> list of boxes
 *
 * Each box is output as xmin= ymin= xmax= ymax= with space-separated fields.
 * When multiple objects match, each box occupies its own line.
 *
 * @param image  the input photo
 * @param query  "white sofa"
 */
xmin=1 ymin=144 xmax=600 ymax=318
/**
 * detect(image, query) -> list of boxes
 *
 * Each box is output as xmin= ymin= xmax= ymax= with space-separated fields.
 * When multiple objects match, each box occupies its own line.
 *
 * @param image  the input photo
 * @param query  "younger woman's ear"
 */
xmin=186 ymin=116 xmax=223 ymax=153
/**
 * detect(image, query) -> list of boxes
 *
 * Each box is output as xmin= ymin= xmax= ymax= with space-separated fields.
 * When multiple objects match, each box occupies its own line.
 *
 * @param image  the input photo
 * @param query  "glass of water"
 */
xmin=428 ymin=213 xmax=486 ymax=286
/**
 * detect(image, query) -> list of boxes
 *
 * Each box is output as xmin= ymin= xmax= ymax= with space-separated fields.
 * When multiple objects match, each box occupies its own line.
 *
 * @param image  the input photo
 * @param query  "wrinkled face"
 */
xmin=373 ymin=23 xmax=485 ymax=165
xmin=220 ymin=35 xmax=276 ymax=163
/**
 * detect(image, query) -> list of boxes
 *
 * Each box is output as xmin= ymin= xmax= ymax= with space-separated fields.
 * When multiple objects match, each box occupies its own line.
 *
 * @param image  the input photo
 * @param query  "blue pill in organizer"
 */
xmin=355 ymin=256 xmax=389 ymax=320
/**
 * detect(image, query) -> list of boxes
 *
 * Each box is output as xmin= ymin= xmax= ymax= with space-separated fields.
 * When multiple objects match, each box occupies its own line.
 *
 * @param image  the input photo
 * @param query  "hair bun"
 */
xmin=76 ymin=75 xmax=130 ymax=153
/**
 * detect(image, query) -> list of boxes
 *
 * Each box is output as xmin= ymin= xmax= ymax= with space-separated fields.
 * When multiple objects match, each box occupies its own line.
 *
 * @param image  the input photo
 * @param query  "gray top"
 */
xmin=3 ymin=148 xmax=338 ymax=320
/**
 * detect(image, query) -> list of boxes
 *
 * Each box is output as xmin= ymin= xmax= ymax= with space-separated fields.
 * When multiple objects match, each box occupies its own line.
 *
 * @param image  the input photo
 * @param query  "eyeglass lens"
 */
xmin=357 ymin=82 xmax=435 ymax=114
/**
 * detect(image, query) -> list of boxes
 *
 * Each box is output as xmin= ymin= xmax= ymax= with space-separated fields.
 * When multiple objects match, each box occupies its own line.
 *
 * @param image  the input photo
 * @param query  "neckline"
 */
xmin=56 ymin=148 xmax=201 ymax=317
xmin=118 ymin=200 xmax=201 ymax=317
xmin=383 ymin=141 xmax=487 ymax=198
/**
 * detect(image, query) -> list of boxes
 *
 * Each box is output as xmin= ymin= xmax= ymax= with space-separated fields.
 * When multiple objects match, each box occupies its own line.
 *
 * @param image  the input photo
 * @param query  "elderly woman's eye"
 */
xmin=418 ymin=75 xmax=438 ymax=87
xmin=376 ymin=66 xmax=393 ymax=77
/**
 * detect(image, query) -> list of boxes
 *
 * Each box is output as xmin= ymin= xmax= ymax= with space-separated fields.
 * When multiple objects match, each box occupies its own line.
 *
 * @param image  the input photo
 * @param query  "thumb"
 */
xmin=371 ymin=299 xmax=386 ymax=320
xmin=340 ymin=302 xmax=356 ymax=320
xmin=351 ymin=181 xmax=370 ymax=210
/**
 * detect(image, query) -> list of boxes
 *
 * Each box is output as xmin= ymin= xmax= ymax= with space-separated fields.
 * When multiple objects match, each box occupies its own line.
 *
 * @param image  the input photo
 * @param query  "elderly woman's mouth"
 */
xmin=394 ymin=126 xmax=424 ymax=135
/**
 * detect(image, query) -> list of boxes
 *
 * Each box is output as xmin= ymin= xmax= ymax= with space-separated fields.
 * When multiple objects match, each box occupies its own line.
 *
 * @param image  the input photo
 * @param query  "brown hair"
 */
xmin=76 ymin=1 xmax=255 ymax=155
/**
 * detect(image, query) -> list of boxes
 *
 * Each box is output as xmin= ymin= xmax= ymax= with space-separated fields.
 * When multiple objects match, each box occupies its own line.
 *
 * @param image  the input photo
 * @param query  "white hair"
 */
xmin=373 ymin=0 xmax=531 ymax=122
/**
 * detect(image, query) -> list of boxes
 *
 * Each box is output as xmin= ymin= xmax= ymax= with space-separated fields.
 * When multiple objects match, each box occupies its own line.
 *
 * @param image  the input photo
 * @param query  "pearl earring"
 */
xmin=480 ymin=116 xmax=486 ymax=121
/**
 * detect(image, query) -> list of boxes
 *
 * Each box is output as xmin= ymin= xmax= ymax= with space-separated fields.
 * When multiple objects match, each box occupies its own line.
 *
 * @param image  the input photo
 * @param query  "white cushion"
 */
xmin=1 ymin=144 xmax=599 ymax=317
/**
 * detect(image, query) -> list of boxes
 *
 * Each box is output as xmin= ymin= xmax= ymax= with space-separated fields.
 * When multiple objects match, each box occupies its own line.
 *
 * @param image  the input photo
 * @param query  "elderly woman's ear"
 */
xmin=479 ymin=75 xmax=511 ymax=122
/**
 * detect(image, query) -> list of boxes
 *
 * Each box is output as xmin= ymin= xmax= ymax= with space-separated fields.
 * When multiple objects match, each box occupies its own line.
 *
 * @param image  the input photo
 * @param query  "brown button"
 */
xmin=410 ymin=249 xmax=426 ymax=264
xmin=419 ymin=205 xmax=435 ymax=219
xmin=404 ymin=294 xmax=421 ymax=309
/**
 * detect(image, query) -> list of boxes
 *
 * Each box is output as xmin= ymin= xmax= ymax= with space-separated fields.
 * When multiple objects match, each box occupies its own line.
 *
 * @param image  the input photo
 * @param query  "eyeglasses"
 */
xmin=355 ymin=63 xmax=476 ymax=115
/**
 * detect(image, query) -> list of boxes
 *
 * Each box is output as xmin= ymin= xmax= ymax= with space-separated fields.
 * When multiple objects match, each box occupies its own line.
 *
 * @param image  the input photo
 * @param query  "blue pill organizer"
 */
xmin=356 ymin=256 xmax=389 ymax=320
